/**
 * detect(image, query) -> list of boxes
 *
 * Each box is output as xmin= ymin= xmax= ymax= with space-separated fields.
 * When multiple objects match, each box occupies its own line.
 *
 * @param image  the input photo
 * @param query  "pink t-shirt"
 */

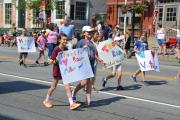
xmin=37 ymin=36 xmax=46 ymax=51
xmin=46 ymin=31 xmax=58 ymax=44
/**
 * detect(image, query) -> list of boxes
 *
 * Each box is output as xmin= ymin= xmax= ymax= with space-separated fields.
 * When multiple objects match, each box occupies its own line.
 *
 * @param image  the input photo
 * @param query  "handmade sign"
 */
xmin=58 ymin=48 xmax=94 ymax=84
xmin=17 ymin=36 xmax=36 ymax=52
xmin=135 ymin=50 xmax=160 ymax=72
xmin=97 ymin=39 xmax=125 ymax=68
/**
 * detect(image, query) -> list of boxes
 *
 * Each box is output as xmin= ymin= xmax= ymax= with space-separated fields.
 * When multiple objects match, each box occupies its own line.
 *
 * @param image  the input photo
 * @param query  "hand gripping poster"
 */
xmin=135 ymin=50 xmax=160 ymax=72
xmin=97 ymin=39 xmax=125 ymax=68
xmin=17 ymin=36 xmax=36 ymax=52
xmin=58 ymin=48 xmax=94 ymax=84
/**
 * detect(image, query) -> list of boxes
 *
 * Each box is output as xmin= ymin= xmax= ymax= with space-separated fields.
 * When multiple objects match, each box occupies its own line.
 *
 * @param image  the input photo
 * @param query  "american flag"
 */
xmin=153 ymin=5 xmax=158 ymax=26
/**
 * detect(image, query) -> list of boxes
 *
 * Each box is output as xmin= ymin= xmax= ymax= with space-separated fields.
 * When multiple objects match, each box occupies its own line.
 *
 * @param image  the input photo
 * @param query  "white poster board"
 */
xmin=97 ymin=39 xmax=125 ymax=68
xmin=135 ymin=50 xmax=160 ymax=72
xmin=58 ymin=48 xmax=94 ymax=84
xmin=17 ymin=36 xmax=36 ymax=52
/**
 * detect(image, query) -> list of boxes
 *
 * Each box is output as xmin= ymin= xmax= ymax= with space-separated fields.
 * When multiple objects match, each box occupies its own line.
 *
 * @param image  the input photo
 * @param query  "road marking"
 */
xmin=0 ymin=72 xmax=180 ymax=109
xmin=0 ymin=55 xmax=175 ymax=81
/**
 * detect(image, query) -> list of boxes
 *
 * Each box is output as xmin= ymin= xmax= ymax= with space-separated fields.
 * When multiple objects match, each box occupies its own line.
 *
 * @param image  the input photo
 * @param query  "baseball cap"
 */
xmin=82 ymin=26 xmax=94 ymax=32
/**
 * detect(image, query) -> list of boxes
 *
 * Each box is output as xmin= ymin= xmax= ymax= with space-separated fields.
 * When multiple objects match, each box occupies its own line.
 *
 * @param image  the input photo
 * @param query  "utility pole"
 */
xmin=123 ymin=0 xmax=127 ymax=35
xmin=131 ymin=0 xmax=136 ymax=45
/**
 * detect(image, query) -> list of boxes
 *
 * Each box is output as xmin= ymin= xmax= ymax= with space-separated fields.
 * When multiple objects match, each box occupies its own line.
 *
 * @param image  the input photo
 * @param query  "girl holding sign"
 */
xmin=131 ymin=33 xmax=149 ymax=85
xmin=43 ymin=33 xmax=81 ymax=110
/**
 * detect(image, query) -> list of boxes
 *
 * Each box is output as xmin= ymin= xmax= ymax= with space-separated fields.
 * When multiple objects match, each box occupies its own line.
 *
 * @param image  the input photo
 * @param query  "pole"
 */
xmin=131 ymin=0 xmax=136 ymax=45
xmin=123 ymin=0 xmax=127 ymax=35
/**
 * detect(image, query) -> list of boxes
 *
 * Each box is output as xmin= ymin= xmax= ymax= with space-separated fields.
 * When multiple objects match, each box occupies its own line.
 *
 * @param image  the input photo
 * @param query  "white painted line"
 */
xmin=0 ymin=72 xmax=180 ymax=109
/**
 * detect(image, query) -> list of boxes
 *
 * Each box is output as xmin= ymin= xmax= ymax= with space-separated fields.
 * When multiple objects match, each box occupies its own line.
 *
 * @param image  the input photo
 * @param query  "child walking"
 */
xmin=72 ymin=26 xmax=96 ymax=106
xmin=43 ymin=33 xmax=80 ymax=110
xmin=35 ymin=30 xmax=48 ymax=66
xmin=130 ymin=33 xmax=149 ymax=85
xmin=102 ymin=36 xmax=125 ymax=90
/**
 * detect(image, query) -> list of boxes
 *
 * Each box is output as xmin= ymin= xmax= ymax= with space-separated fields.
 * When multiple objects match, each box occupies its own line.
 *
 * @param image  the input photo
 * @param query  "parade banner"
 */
xmin=135 ymin=50 xmax=160 ymax=72
xmin=58 ymin=48 xmax=94 ymax=84
xmin=97 ymin=39 xmax=125 ymax=68
xmin=17 ymin=37 xmax=36 ymax=52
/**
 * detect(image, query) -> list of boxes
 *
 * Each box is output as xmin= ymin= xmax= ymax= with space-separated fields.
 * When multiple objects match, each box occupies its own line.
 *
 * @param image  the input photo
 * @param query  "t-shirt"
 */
xmin=46 ymin=31 xmax=58 ymax=44
xmin=157 ymin=28 xmax=165 ymax=39
xmin=37 ymin=36 xmax=46 ymax=51
xmin=59 ymin=24 xmax=74 ymax=40
xmin=51 ymin=46 xmax=67 ymax=78
xmin=76 ymin=39 xmax=97 ymax=62
xmin=134 ymin=40 xmax=148 ymax=51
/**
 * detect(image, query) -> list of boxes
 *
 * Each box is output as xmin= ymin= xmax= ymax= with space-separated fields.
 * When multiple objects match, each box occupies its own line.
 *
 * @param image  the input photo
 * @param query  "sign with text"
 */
xmin=97 ymin=39 xmax=125 ymax=68
xmin=17 ymin=36 xmax=36 ymax=52
xmin=58 ymin=48 xmax=94 ymax=84
xmin=135 ymin=50 xmax=160 ymax=72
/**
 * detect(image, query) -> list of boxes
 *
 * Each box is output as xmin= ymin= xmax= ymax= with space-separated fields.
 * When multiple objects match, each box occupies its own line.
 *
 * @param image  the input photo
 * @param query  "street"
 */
xmin=0 ymin=46 xmax=180 ymax=120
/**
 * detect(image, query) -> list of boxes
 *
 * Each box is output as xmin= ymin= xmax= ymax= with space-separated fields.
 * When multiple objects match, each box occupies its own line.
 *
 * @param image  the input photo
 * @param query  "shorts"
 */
xmin=112 ymin=64 xmax=122 ymax=75
xmin=176 ymin=37 xmax=180 ymax=43
xmin=157 ymin=39 xmax=166 ymax=45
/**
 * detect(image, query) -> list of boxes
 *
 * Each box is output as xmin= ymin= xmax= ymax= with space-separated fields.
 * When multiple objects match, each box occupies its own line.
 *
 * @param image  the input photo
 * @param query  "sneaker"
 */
xmin=43 ymin=100 xmax=53 ymax=108
xmin=116 ymin=85 xmax=124 ymax=90
xmin=130 ymin=75 xmax=137 ymax=82
xmin=35 ymin=61 xmax=39 ymax=64
xmin=23 ymin=64 xmax=27 ymax=68
xmin=19 ymin=61 xmax=23 ymax=66
xmin=69 ymin=102 xmax=81 ymax=110
xmin=102 ymin=78 xmax=107 ymax=87
xmin=44 ymin=62 xmax=48 ymax=66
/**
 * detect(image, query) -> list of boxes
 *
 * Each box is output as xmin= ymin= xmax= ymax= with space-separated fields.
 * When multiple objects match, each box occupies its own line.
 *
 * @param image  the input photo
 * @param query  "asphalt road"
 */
xmin=0 ymin=46 xmax=180 ymax=120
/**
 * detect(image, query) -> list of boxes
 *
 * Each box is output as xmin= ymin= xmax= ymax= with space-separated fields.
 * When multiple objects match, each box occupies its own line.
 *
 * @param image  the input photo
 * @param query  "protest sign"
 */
xmin=58 ymin=48 xmax=94 ymax=84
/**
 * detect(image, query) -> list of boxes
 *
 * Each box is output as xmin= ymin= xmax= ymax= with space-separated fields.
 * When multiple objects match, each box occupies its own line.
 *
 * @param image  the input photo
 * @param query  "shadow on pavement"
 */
xmin=99 ymin=84 xmax=142 ymax=91
xmin=144 ymin=80 xmax=168 ymax=86
xmin=0 ymin=81 xmax=49 ymax=94
xmin=27 ymin=63 xmax=49 ymax=68
xmin=0 ymin=61 xmax=10 ymax=63
xmin=0 ymin=114 xmax=19 ymax=120
xmin=82 ymin=96 xmax=126 ymax=108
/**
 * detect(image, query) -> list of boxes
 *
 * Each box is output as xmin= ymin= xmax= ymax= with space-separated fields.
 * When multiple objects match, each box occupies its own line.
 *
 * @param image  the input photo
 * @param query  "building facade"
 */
xmin=0 ymin=0 xmax=106 ymax=32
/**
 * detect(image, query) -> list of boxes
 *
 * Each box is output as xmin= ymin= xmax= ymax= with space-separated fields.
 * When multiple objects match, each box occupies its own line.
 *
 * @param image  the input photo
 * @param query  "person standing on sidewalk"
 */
xmin=130 ymin=33 xmax=149 ymax=85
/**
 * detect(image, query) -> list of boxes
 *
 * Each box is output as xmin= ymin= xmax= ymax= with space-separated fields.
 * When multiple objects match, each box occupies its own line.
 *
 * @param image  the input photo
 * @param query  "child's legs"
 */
xmin=73 ymin=80 xmax=87 ymax=96
xmin=47 ymin=79 xmax=59 ymax=96
xmin=134 ymin=68 xmax=141 ymax=77
xmin=64 ymin=83 xmax=72 ymax=99
xmin=115 ymin=66 xmax=122 ymax=86
xmin=141 ymin=71 xmax=145 ymax=81
xmin=86 ymin=79 xmax=91 ymax=103
xmin=106 ymin=66 xmax=116 ymax=81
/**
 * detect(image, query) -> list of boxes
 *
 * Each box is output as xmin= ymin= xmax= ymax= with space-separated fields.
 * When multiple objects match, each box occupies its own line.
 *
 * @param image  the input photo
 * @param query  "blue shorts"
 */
xmin=157 ymin=39 xmax=166 ymax=45
xmin=176 ymin=37 xmax=180 ymax=43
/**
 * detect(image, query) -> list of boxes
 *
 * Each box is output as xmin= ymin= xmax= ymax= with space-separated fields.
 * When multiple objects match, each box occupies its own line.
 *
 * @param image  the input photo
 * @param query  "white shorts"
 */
xmin=112 ymin=64 xmax=122 ymax=75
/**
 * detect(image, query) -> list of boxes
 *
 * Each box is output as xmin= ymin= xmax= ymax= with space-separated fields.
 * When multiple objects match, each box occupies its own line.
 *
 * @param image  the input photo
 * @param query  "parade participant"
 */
xmin=102 ymin=36 xmax=125 ymax=90
xmin=18 ymin=28 xmax=28 ymax=68
xmin=131 ymin=33 xmax=149 ymax=85
xmin=72 ymin=26 xmax=96 ymax=106
xmin=169 ymin=27 xmax=180 ymax=43
xmin=43 ymin=33 xmax=81 ymax=110
xmin=35 ymin=30 xmax=48 ymax=66
xmin=91 ymin=30 xmax=103 ymax=91
xmin=156 ymin=24 xmax=167 ymax=55
xmin=59 ymin=16 xmax=75 ymax=49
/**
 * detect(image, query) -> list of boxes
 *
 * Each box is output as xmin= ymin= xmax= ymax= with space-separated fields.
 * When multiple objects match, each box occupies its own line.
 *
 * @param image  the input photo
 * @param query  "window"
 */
xmin=75 ymin=2 xmax=87 ymax=20
xmin=158 ymin=8 xmax=163 ymax=21
xmin=166 ymin=7 xmax=176 ymax=21
xmin=56 ymin=0 xmax=65 ymax=19
xmin=5 ymin=3 xmax=12 ymax=24
xmin=159 ymin=0 xmax=179 ymax=3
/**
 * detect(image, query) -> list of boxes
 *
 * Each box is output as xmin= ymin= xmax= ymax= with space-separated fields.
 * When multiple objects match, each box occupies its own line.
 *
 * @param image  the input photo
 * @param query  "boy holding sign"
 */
xmin=131 ymin=33 xmax=149 ymax=85
xmin=43 ymin=34 xmax=80 ymax=110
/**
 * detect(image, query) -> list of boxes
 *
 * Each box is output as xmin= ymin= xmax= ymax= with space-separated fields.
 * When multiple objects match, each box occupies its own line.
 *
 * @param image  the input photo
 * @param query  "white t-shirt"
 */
xmin=177 ymin=29 xmax=180 ymax=38
xmin=157 ymin=28 xmax=165 ymax=39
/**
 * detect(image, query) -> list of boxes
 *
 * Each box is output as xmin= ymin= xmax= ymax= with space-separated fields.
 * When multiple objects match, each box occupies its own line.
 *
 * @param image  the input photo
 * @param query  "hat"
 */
xmin=116 ymin=25 xmax=120 ymax=28
xmin=41 ymin=30 xmax=46 ymax=33
xmin=82 ymin=26 xmax=94 ymax=32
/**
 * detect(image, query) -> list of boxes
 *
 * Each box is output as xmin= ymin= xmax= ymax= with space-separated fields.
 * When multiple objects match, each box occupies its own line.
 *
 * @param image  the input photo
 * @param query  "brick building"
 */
xmin=106 ymin=0 xmax=154 ymax=36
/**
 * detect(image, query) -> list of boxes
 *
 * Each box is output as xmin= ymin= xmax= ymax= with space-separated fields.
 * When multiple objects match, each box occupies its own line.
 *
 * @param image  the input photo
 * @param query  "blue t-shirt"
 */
xmin=76 ymin=39 xmax=97 ymax=62
xmin=59 ymin=24 xmax=74 ymax=40
xmin=134 ymin=40 xmax=148 ymax=51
